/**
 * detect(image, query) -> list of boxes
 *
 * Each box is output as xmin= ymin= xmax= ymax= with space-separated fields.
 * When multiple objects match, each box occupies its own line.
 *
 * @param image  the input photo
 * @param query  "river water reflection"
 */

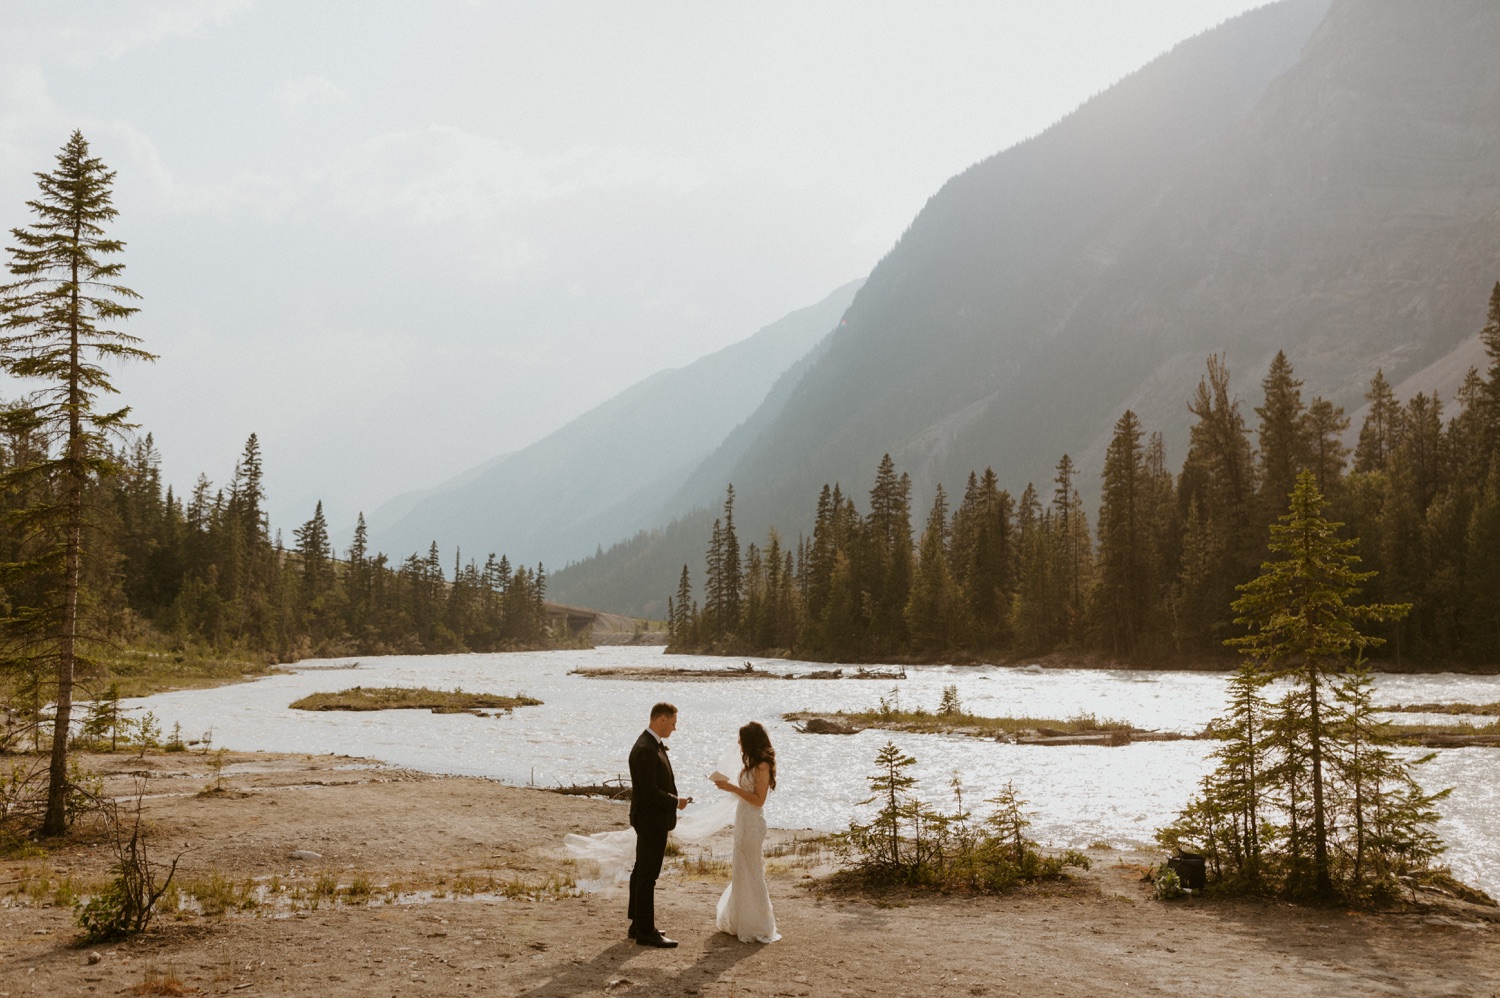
xmin=131 ymin=646 xmax=1500 ymax=896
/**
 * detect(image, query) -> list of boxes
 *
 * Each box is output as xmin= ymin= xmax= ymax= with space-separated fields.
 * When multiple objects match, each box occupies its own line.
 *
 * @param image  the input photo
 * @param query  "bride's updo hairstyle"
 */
xmin=738 ymin=721 xmax=777 ymax=790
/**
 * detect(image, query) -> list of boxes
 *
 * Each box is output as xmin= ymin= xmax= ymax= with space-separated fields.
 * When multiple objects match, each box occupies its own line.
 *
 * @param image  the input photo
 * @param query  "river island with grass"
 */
xmin=289 ymin=687 xmax=543 ymax=714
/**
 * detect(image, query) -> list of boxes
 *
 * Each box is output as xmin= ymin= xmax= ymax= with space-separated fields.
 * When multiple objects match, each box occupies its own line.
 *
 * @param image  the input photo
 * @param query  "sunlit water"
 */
xmin=129 ymin=646 xmax=1500 ymax=896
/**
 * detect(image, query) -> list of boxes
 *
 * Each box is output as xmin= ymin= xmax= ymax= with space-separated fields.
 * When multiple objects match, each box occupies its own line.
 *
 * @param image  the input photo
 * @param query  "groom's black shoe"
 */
xmin=636 ymin=932 xmax=679 ymax=948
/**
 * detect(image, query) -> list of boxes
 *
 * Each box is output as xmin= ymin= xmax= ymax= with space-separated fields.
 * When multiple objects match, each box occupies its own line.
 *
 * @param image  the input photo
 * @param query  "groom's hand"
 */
xmin=677 ymin=796 xmax=691 ymax=810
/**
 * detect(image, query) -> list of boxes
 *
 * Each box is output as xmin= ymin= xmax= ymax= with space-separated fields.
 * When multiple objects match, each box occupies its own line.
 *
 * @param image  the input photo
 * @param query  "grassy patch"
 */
xmin=1382 ymin=701 xmax=1500 ymax=716
xmin=1200 ymin=711 xmax=1500 ymax=744
xmin=1383 ymin=718 xmax=1500 ymax=734
xmin=783 ymin=708 xmax=1140 ymax=738
xmin=181 ymin=870 xmax=257 ymax=916
xmin=1207 ymin=711 xmax=1500 ymax=746
xmin=344 ymin=871 xmax=373 ymax=900
xmin=1379 ymin=718 xmax=1500 ymax=745
xmin=676 ymin=852 xmax=732 ymax=881
xmin=289 ymin=686 xmax=542 ymax=712
xmin=81 ymin=642 xmax=281 ymax=698
xmin=129 ymin=960 xmax=190 ymax=997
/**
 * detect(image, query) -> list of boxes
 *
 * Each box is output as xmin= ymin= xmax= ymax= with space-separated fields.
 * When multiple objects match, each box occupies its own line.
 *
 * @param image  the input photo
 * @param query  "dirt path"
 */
xmin=1 ymin=751 xmax=1495 ymax=997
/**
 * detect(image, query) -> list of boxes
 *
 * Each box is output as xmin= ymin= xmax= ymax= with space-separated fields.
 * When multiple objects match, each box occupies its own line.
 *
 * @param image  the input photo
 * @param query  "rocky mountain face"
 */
xmin=556 ymin=0 xmax=1500 ymax=616
xmin=366 ymin=280 xmax=861 ymax=569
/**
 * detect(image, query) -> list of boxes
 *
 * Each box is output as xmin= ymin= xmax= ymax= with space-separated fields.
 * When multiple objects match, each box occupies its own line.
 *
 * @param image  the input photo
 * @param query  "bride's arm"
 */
xmin=713 ymin=763 xmax=770 ymax=808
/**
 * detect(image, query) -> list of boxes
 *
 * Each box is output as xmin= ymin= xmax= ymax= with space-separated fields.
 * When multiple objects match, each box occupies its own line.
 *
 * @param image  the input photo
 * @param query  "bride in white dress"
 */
xmin=710 ymin=721 xmax=781 ymax=944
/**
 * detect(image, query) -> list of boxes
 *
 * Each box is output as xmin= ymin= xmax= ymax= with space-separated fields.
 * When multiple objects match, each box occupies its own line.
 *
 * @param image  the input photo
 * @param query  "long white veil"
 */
xmin=564 ymin=743 xmax=743 ymax=887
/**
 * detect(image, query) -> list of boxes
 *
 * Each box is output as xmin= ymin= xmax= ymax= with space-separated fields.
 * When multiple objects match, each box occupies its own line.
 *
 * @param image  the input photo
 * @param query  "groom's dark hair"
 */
xmin=650 ymin=702 xmax=678 ymax=720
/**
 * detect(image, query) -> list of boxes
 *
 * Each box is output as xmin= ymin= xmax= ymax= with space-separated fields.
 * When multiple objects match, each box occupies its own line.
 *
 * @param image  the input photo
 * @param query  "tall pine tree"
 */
xmin=0 ymin=132 xmax=155 ymax=834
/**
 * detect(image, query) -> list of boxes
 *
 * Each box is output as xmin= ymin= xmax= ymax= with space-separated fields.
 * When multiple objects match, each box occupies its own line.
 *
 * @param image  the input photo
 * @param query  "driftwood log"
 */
xmin=546 ymin=778 xmax=632 ymax=800
xmin=794 ymin=717 xmax=864 ymax=735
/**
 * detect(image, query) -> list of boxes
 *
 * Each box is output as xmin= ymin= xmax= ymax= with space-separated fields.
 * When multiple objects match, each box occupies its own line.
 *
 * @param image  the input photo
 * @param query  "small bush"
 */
xmin=202 ymin=749 xmax=228 ymax=794
xmin=75 ymin=779 xmax=182 ymax=943
xmin=1154 ymin=867 xmax=1184 ymax=901
xmin=939 ymin=685 xmax=961 ymax=716
xmin=838 ymin=743 xmax=1090 ymax=893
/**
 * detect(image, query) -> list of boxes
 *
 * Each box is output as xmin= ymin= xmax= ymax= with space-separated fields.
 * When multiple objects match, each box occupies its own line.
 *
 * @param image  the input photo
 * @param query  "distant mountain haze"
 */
xmin=364 ymin=280 xmax=862 ymax=568
xmin=555 ymin=0 xmax=1500 ymax=617
xmin=704 ymin=0 xmax=1338 ymax=536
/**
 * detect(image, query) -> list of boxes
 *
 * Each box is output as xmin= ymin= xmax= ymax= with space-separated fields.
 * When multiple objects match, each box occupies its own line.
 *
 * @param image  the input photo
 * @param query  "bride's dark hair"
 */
xmin=738 ymin=721 xmax=777 ymax=791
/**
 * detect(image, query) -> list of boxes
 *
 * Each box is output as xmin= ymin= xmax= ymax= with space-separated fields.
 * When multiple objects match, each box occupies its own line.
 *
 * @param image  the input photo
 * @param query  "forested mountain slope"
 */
xmin=746 ymin=0 xmax=1500 ymax=524
xmin=557 ymin=0 xmax=1326 ymax=610
xmin=560 ymin=0 xmax=1500 ymax=617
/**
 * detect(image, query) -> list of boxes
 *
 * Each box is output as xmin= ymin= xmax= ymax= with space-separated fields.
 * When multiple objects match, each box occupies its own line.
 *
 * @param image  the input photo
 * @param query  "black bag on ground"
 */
xmin=1167 ymin=853 xmax=1206 ymax=891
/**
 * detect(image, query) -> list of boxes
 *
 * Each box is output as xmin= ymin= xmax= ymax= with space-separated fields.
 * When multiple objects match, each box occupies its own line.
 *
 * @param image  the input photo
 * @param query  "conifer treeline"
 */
xmin=1 ymin=426 xmax=553 ymax=661
xmin=668 ymin=284 xmax=1500 ymax=667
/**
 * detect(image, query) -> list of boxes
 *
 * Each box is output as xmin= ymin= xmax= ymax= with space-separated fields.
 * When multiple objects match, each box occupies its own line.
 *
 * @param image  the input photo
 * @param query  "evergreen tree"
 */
xmin=805 ymin=484 xmax=838 ymax=624
xmin=951 ymin=468 xmax=1014 ymax=648
xmin=1330 ymin=667 xmax=1449 ymax=888
xmin=1303 ymin=397 xmax=1350 ymax=497
xmin=1461 ymin=463 xmax=1500 ymax=656
xmin=1161 ymin=665 xmax=1272 ymax=886
xmin=1177 ymin=355 xmax=1258 ymax=650
xmin=1050 ymin=455 xmax=1092 ymax=645
xmin=1399 ymin=392 xmax=1446 ymax=513
xmin=1140 ymin=432 xmax=1180 ymax=652
xmin=703 ymin=517 xmax=725 ymax=638
xmin=0 ymin=131 xmax=155 ymax=834
xmin=1010 ymin=483 xmax=1050 ymax=651
xmin=345 ymin=512 xmax=371 ymax=636
xmin=1095 ymin=411 xmax=1148 ymax=655
xmin=906 ymin=484 xmax=964 ymax=651
xmin=1354 ymin=370 xmax=1401 ymax=474
xmin=742 ymin=541 xmax=765 ymax=646
xmin=1446 ymin=367 xmax=1489 ymax=494
xmin=1225 ymin=471 xmax=1411 ymax=896
xmin=1255 ymin=350 xmax=1309 ymax=520
xmin=293 ymin=501 xmax=332 ymax=596
xmin=773 ymin=541 xmax=799 ymax=650
xmin=720 ymin=485 xmax=742 ymax=636
xmin=673 ymin=564 xmax=694 ymax=645
xmin=865 ymin=455 xmax=913 ymax=654
xmin=1480 ymin=281 xmax=1500 ymax=454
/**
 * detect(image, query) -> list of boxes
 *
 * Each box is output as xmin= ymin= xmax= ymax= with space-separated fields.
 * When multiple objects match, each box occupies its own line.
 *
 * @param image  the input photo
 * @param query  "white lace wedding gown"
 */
xmin=715 ymin=769 xmax=780 ymax=944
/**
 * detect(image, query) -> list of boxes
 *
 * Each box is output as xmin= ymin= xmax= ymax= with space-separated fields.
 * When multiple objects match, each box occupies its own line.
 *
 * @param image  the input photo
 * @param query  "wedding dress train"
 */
xmin=715 ymin=769 xmax=780 ymax=944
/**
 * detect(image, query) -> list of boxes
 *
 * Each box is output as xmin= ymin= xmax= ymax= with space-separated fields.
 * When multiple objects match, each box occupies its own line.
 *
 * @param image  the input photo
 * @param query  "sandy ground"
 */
xmin=1 ymin=750 xmax=1497 ymax=998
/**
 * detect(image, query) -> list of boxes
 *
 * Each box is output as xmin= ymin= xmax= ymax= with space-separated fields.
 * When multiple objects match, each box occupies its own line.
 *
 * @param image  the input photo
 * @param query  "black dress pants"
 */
xmin=628 ymin=823 xmax=668 ymax=933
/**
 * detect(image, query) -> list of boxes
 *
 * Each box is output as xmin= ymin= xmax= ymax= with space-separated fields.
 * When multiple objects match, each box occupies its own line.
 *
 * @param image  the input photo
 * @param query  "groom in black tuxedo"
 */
xmin=628 ymin=701 xmax=690 ymax=947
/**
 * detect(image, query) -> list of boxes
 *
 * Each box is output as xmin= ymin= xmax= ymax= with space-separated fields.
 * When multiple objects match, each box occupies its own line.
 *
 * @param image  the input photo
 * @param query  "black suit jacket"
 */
xmin=628 ymin=729 xmax=679 ymax=833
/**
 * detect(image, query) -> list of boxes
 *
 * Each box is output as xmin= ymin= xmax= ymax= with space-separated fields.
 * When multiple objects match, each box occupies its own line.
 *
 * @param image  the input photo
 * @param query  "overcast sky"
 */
xmin=0 ymin=0 xmax=1271 ymax=538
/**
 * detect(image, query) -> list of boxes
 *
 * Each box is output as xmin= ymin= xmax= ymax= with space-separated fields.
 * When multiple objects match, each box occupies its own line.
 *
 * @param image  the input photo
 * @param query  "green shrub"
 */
xmin=839 ymin=742 xmax=1090 ymax=893
xmin=1154 ymin=867 xmax=1183 ymax=900
xmin=75 ymin=781 xmax=181 ymax=942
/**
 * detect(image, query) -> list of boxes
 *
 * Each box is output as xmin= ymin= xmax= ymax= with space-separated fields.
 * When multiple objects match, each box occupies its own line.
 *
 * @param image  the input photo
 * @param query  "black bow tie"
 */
xmin=659 ymin=743 xmax=669 ymax=752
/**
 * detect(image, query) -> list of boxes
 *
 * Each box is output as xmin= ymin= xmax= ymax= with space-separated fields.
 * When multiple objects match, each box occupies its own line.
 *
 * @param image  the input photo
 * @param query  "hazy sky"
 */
xmin=0 ymin=0 xmax=1270 ymax=537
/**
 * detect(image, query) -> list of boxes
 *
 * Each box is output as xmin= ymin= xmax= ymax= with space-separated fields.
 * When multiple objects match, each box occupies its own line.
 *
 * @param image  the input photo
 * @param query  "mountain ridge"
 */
xmin=557 ymin=0 xmax=1500 ymax=616
xmin=366 ymin=279 xmax=862 ymax=568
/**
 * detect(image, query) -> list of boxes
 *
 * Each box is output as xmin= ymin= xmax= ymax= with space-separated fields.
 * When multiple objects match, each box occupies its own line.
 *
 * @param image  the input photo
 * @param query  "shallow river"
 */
xmin=130 ymin=646 xmax=1500 ymax=895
